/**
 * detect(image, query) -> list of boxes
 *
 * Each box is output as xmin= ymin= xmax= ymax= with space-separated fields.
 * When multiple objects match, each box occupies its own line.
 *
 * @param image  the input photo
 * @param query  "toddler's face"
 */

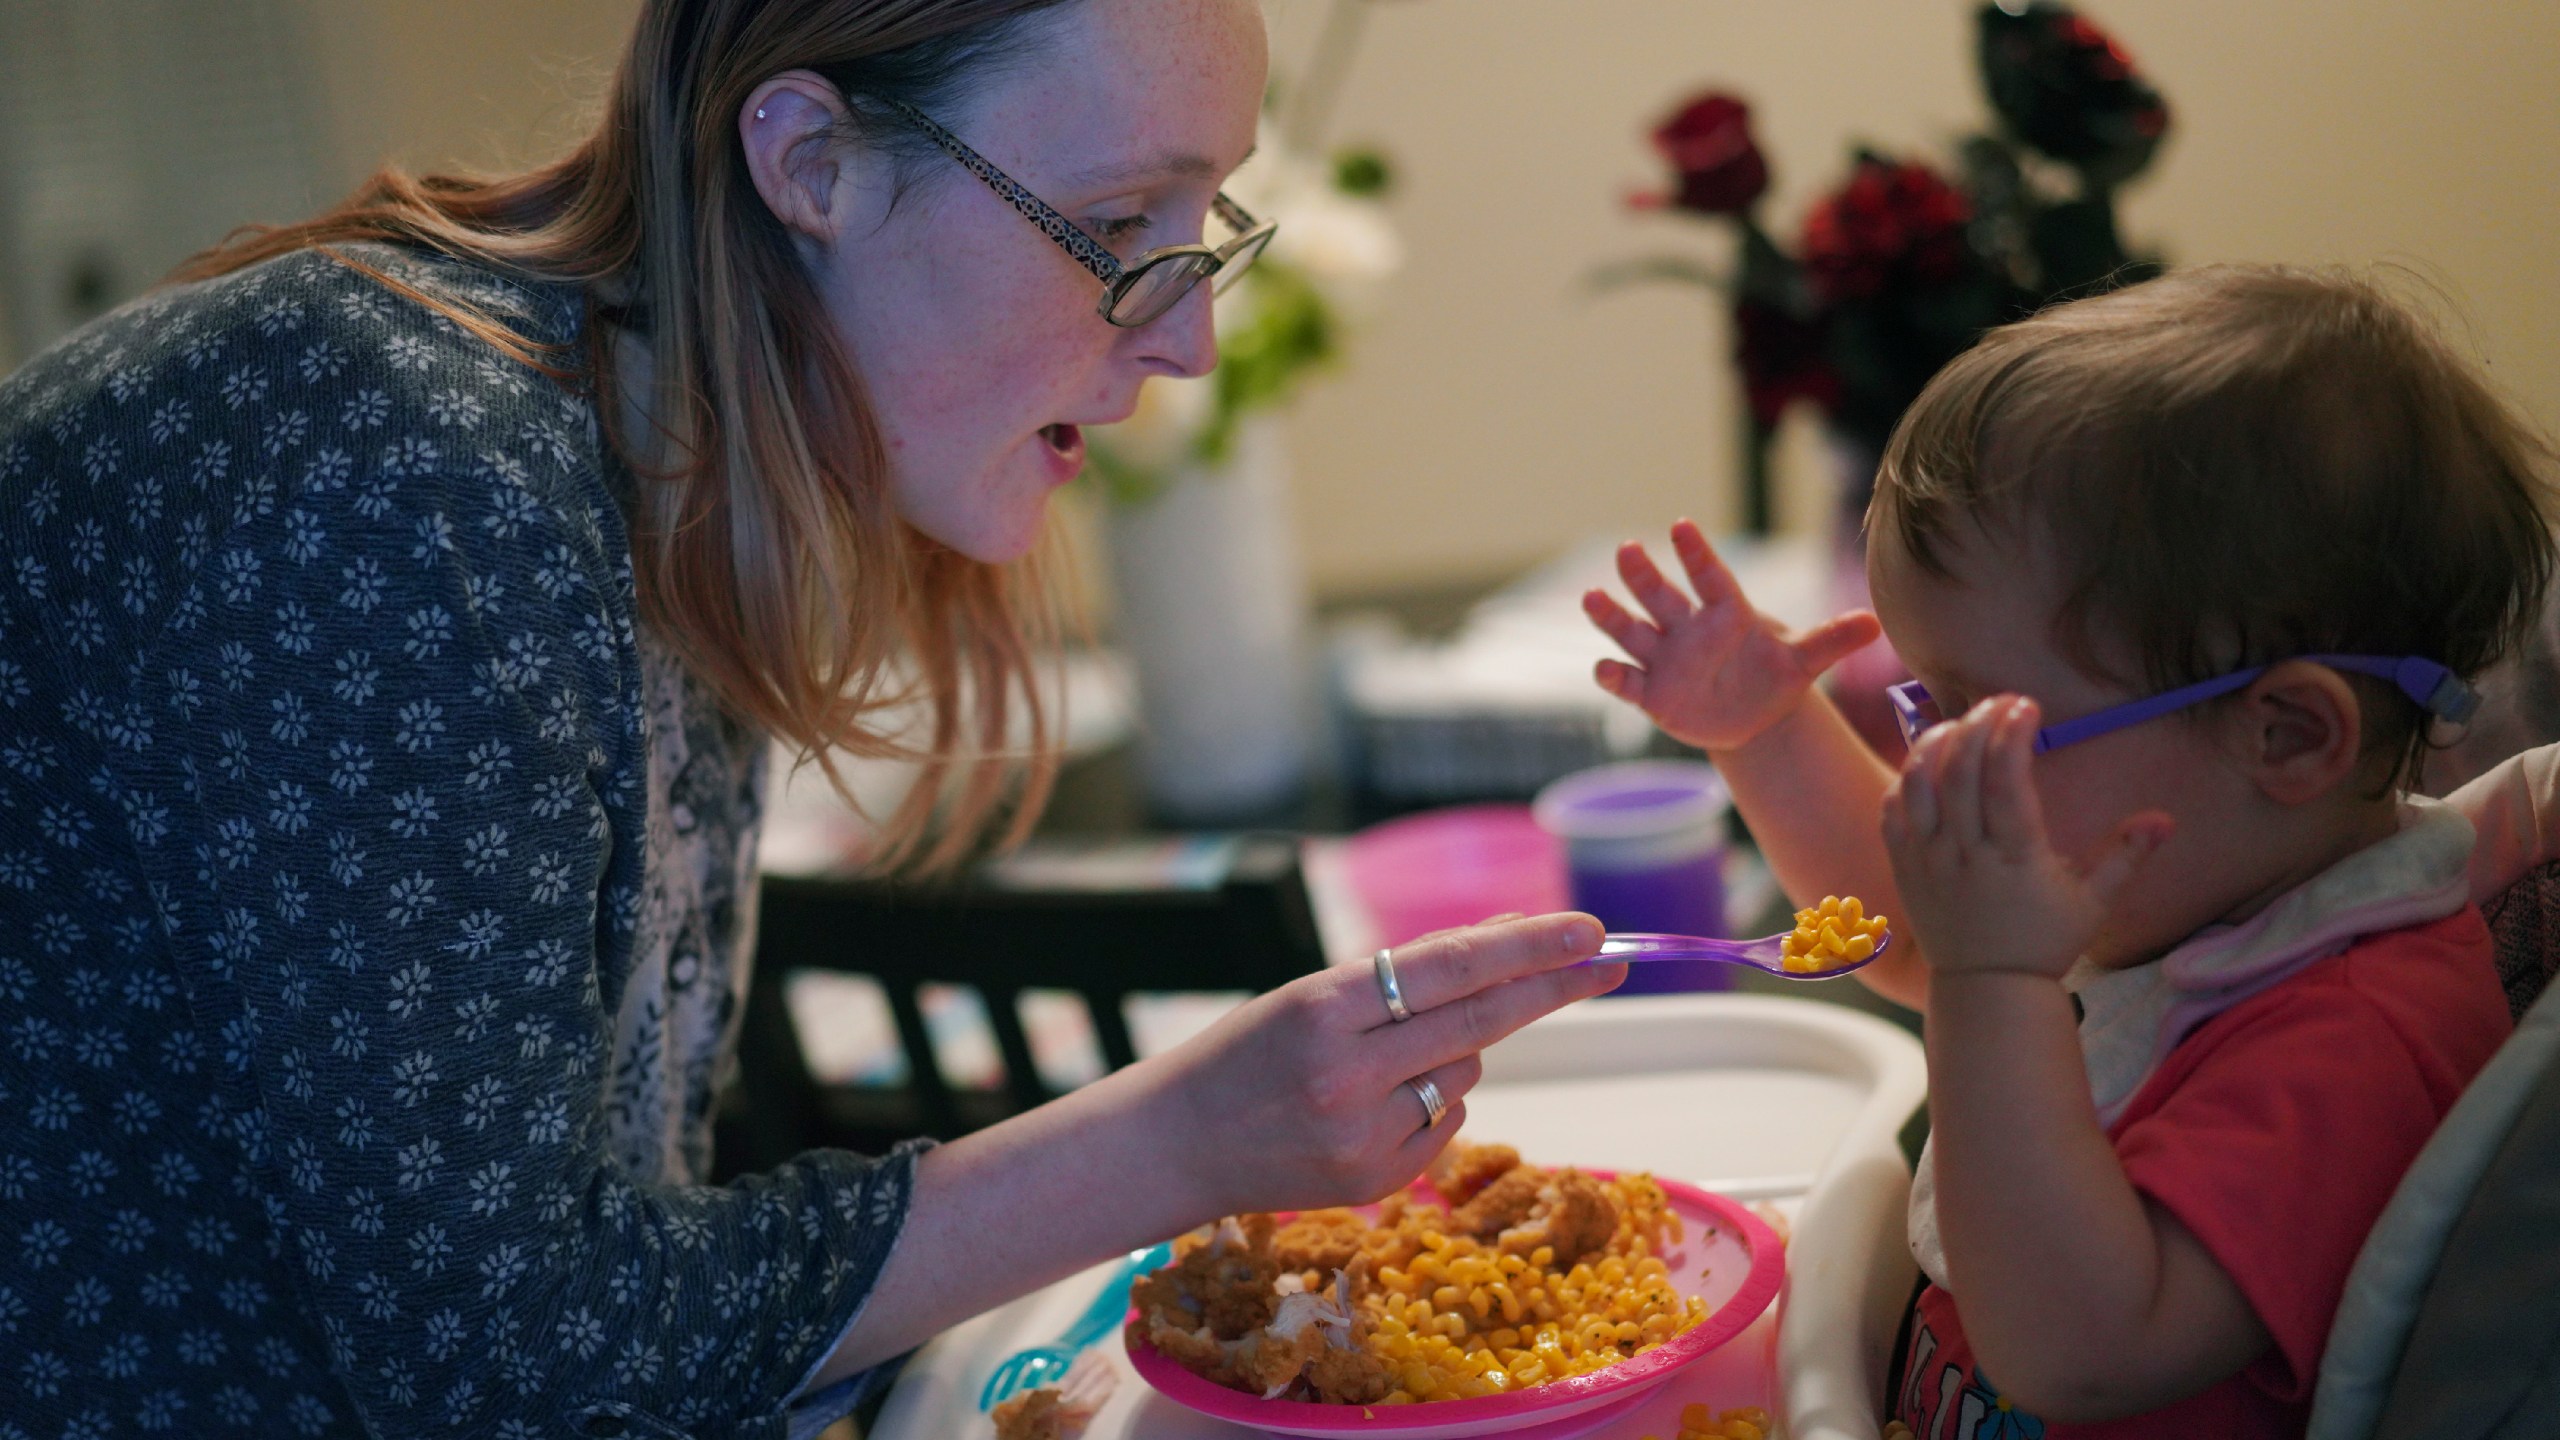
xmin=1866 ymin=522 xmax=2266 ymax=970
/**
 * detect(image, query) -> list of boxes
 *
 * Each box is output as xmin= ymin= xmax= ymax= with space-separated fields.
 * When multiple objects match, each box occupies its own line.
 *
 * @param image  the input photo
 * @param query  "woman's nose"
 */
xmin=1134 ymin=279 xmax=1219 ymax=379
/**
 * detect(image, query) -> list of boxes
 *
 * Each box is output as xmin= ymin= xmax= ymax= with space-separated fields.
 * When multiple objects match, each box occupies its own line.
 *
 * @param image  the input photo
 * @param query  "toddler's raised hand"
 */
xmin=1583 ymin=519 xmax=1882 ymax=753
xmin=1881 ymin=696 xmax=2173 ymax=979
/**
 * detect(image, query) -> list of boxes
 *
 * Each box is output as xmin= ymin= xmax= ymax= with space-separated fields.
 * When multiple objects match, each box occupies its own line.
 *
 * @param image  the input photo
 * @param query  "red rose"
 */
xmin=1799 ymin=156 xmax=1974 ymax=304
xmin=1645 ymin=92 xmax=1770 ymax=218
xmin=1979 ymin=2 xmax=2170 ymax=186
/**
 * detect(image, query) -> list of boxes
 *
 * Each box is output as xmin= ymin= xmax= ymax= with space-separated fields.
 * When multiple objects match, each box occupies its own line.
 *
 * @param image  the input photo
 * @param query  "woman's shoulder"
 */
xmin=0 ymin=241 xmax=597 ymax=489
xmin=0 ymin=242 xmax=632 ymax=694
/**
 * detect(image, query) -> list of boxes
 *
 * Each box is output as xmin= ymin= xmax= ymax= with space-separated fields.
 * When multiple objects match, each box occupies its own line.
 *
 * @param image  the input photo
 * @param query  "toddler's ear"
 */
xmin=2233 ymin=660 xmax=2365 ymax=804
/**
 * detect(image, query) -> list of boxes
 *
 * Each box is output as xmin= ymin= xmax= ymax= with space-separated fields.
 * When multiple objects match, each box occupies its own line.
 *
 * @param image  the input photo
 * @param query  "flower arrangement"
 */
xmin=1612 ymin=0 xmax=2172 ymax=532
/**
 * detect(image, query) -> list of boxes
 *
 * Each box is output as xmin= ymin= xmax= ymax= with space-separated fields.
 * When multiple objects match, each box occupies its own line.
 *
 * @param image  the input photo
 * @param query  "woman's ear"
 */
xmin=2230 ymin=659 xmax=2367 ymax=804
xmin=739 ymin=71 xmax=868 ymax=248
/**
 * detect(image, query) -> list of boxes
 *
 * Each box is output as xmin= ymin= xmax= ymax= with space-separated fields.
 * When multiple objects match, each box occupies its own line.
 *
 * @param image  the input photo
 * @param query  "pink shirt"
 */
xmin=1894 ymin=911 xmax=2511 ymax=1439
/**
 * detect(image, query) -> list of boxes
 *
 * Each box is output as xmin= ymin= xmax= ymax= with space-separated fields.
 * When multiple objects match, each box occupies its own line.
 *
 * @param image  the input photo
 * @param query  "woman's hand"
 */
xmin=819 ymin=912 xmax=1620 ymax=1381
xmin=1882 ymin=696 xmax=2172 ymax=980
xmin=1584 ymin=519 xmax=1882 ymax=755
xmin=1153 ymin=912 xmax=1623 ymax=1218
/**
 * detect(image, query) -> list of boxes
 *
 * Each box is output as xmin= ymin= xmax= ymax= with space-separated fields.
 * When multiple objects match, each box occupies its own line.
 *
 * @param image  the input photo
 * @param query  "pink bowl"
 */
xmin=1126 ymin=1176 xmax=1784 ymax=1439
xmin=1341 ymin=805 xmax=1573 ymax=948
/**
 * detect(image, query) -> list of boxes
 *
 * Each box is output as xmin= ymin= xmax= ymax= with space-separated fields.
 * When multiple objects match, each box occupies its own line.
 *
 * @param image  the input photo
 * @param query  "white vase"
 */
xmin=1101 ymin=414 xmax=1316 ymax=822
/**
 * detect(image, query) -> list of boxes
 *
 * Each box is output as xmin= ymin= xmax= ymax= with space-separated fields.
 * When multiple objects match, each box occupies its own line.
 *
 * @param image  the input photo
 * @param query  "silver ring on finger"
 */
xmin=1373 ymin=947 xmax=1414 ymax=1024
xmin=1406 ymin=1075 xmax=1449 ymax=1130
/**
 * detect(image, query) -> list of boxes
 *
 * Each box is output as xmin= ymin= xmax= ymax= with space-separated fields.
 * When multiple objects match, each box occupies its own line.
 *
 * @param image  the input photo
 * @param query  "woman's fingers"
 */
xmin=1380 ymin=951 xmax=1626 ymax=1079
xmin=1385 ymin=1096 xmax=1469 ymax=1180
xmin=1583 ymin=589 xmax=1660 ymax=662
xmin=1378 ymin=913 xmax=1604 ymax=1019
xmin=1615 ymin=541 xmax=1697 ymax=630
xmin=1407 ymin=1052 xmax=1485 ymax=1122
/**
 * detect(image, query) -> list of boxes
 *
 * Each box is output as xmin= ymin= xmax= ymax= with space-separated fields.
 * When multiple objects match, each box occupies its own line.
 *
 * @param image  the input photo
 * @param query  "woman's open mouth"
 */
xmin=1038 ymin=422 xmax=1085 ymax=480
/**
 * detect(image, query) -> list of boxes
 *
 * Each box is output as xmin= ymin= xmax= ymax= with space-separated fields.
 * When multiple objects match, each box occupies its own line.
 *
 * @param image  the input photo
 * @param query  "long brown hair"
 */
xmin=170 ymin=0 xmax=1085 ymax=873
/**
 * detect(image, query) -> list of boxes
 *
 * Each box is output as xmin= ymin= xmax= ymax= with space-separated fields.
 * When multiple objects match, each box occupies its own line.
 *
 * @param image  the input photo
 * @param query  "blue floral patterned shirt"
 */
xmin=0 ymin=244 xmax=917 ymax=1439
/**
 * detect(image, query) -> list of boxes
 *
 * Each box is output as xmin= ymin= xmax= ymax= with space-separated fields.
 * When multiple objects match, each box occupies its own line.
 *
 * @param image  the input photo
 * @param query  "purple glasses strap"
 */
xmin=1908 ymin=655 xmax=2471 ymax=756
xmin=2029 ymin=668 xmax=2261 ymax=751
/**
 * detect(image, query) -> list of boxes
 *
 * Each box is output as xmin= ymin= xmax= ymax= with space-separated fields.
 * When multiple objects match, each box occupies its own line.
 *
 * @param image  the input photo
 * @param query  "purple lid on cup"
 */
xmin=1532 ymin=760 xmax=1729 ymax=867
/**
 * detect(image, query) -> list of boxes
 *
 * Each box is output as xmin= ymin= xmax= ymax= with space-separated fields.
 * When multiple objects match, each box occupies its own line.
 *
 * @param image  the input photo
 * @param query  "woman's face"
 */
xmin=746 ymin=0 xmax=1267 ymax=563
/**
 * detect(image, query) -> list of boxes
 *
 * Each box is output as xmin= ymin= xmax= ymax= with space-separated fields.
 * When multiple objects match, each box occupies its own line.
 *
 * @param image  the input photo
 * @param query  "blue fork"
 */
xmin=977 ymin=1241 xmax=1174 ymax=1412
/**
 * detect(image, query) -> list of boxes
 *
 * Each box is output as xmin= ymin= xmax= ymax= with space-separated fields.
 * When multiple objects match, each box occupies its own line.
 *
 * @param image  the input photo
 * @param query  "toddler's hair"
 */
xmin=1872 ymin=263 xmax=2556 ymax=788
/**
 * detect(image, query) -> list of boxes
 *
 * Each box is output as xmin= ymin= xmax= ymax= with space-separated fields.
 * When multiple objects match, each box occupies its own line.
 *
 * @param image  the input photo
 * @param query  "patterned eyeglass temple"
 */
xmin=881 ymin=98 xmax=1269 ymax=326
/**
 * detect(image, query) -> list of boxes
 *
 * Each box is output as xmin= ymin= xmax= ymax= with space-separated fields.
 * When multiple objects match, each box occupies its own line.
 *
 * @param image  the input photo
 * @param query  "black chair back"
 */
xmin=718 ymin=834 xmax=1326 ymax=1170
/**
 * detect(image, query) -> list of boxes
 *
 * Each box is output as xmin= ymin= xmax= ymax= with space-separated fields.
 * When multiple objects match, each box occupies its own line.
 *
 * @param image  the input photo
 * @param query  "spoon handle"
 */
xmin=1062 ymin=1242 xmax=1171 ymax=1349
xmin=1597 ymin=933 xmax=1751 ymax=963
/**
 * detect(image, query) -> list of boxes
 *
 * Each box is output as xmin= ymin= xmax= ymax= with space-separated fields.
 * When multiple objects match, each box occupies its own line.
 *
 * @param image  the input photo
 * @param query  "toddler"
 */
xmin=1586 ymin=265 xmax=2554 ymax=1436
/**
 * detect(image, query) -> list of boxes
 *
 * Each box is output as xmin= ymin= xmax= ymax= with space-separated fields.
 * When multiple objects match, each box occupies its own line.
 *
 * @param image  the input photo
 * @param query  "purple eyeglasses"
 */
xmin=1887 ymin=654 xmax=2482 ymax=755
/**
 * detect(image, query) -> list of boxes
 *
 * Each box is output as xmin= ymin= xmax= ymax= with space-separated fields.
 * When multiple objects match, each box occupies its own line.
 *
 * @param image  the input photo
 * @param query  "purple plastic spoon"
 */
xmin=1592 ymin=927 xmax=1891 ymax=981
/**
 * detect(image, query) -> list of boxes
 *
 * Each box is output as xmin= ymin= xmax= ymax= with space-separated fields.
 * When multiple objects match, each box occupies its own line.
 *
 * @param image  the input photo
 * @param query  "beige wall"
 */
xmin=304 ymin=1 xmax=2560 ymax=597
xmin=299 ymin=1 xmax=637 ymax=183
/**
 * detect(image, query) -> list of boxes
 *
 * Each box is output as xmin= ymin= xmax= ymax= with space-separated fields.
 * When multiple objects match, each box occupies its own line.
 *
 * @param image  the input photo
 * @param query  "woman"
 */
xmin=0 ymin=0 xmax=1622 ymax=1435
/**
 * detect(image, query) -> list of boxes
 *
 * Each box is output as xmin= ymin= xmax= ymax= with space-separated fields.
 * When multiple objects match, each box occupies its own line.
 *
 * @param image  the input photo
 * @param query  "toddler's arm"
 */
xmin=1885 ymin=698 xmax=2269 ymax=1420
xmin=1583 ymin=520 xmax=1928 ymax=1009
xmin=2445 ymin=740 xmax=2560 ymax=902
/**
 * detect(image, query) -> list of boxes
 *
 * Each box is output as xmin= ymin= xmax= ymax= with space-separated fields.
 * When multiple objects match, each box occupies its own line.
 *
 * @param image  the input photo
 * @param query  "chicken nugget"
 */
xmin=990 ymin=1388 xmax=1071 ymax=1440
xmin=1304 ymin=1339 xmax=1395 ymax=1405
xmin=1495 ymin=1169 xmax=1620 ymax=1265
xmin=1449 ymin=1163 xmax=1544 ymax=1237
xmin=1136 ymin=1314 xmax=1238 ymax=1384
xmin=1271 ymin=1210 xmax=1367 ymax=1275
xmin=1131 ymin=1218 xmax=1284 ymax=1342
xmin=1428 ymin=1141 xmax=1522 ymax=1205
xmin=1235 ymin=1315 xmax=1333 ymax=1397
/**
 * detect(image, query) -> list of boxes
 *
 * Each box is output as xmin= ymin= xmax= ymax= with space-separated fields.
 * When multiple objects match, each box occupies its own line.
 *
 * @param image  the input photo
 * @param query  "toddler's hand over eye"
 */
xmin=1880 ymin=696 xmax=2173 ymax=980
xmin=1583 ymin=519 xmax=1882 ymax=754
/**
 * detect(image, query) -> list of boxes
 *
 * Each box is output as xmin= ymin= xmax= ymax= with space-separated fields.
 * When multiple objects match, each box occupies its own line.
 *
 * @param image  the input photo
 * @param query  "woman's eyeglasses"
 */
xmin=884 ymin=100 xmax=1277 ymax=329
xmin=1887 ymin=654 xmax=2480 ymax=755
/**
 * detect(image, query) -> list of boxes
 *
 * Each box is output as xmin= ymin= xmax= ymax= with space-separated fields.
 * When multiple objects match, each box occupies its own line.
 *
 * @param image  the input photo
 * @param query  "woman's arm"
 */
xmin=812 ymin=913 xmax=1623 ymax=1381
xmin=2446 ymin=740 xmax=2560 ymax=903
xmin=1584 ymin=521 xmax=1928 ymax=1010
